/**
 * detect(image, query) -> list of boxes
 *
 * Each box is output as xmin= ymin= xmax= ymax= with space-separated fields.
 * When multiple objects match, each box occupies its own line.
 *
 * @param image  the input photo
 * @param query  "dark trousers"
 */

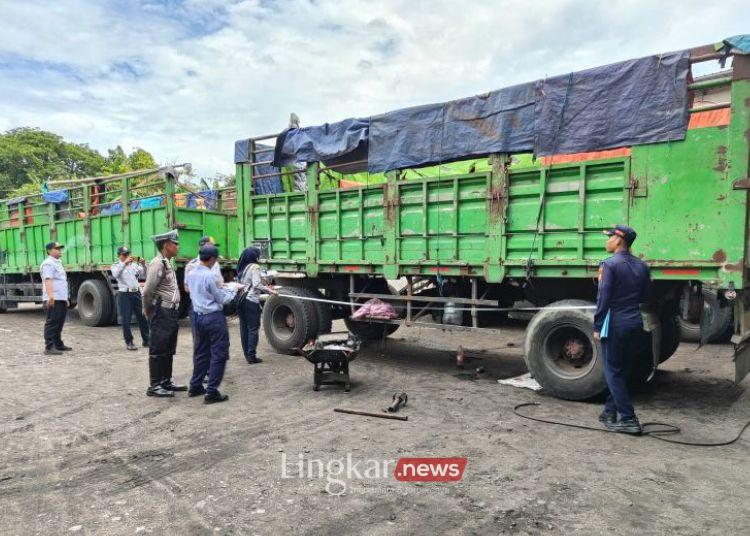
xmin=238 ymin=300 xmax=261 ymax=361
xmin=189 ymin=311 xmax=229 ymax=395
xmin=602 ymin=322 xmax=641 ymax=420
xmin=117 ymin=292 xmax=149 ymax=345
xmin=148 ymin=306 xmax=179 ymax=387
xmin=43 ymin=300 xmax=68 ymax=349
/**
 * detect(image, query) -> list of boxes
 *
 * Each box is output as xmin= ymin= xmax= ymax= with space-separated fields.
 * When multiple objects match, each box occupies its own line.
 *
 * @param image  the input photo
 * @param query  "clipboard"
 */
xmin=600 ymin=309 xmax=611 ymax=339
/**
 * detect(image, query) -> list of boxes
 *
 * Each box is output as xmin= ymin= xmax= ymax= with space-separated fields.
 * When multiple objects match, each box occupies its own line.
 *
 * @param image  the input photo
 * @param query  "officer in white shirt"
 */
xmin=40 ymin=241 xmax=71 ymax=355
xmin=111 ymin=246 xmax=150 ymax=351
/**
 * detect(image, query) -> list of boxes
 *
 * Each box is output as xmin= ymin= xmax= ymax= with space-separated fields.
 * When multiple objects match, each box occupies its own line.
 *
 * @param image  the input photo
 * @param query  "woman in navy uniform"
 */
xmin=593 ymin=225 xmax=651 ymax=434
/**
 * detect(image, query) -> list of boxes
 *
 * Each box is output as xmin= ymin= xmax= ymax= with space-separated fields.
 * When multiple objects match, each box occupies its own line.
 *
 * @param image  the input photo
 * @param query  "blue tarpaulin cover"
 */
xmin=235 ymin=47 xmax=697 ymax=173
xmin=187 ymin=190 xmax=218 ymax=210
xmin=233 ymin=141 xmax=284 ymax=194
xmin=42 ymin=189 xmax=69 ymax=204
xmin=718 ymin=34 xmax=750 ymax=54
xmin=533 ymin=51 xmax=690 ymax=156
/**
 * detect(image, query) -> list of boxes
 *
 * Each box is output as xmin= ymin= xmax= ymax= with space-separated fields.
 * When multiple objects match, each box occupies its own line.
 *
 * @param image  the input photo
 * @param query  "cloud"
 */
xmin=1 ymin=0 xmax=749 ymax=176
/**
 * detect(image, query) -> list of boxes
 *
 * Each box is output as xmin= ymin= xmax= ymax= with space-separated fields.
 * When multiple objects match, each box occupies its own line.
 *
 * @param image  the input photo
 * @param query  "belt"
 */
xmin=193 ymin=309 xmax=223 ymax=316
xmin=120 ymin=289 xmax=140 ymax=293
xmin=153 ymin=301 xmax=179 ymax=310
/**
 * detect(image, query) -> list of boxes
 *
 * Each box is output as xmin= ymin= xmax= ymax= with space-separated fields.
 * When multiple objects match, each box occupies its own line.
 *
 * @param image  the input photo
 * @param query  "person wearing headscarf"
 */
xmin=236 ymin=247 xmax=275 ymax=364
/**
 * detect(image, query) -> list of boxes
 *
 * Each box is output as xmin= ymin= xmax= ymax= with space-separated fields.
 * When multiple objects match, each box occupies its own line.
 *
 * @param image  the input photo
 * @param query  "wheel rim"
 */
xmin=542 ymin=323 xmax=596 ymax=380
xmin=79 ymin=290 xmax=95 ymax=319
xmin=271 ymin=303 xmax=296 ymax=341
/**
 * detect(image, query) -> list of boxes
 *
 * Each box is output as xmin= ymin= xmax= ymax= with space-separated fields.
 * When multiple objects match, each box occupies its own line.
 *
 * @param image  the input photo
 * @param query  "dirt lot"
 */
xmin=0 ymin=305 xmax=748 ymax=535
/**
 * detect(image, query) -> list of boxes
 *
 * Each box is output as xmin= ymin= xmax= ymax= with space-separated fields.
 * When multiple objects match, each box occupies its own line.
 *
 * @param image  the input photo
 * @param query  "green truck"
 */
xmin=233 ymin=38 xmax=750 ymax=399
xmin=0 ymin=165 xmax=238 ymax=325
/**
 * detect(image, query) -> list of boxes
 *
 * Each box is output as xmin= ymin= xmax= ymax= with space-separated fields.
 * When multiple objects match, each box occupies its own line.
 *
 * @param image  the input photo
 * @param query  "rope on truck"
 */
xmin=273 ymin=288 xmax=595 ymax=313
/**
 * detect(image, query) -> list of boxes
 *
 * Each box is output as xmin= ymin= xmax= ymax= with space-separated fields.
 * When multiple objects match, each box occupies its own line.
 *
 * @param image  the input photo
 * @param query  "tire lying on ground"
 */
xmin=524 ymin=300 xmax=607 ymax=400
xmin=677 ymin=289 xmax=732 ymax=343
xmin=262 ymin=287 xmax=319 ymax=354
xmin=76 ymin=279 xmax=115 ymax=327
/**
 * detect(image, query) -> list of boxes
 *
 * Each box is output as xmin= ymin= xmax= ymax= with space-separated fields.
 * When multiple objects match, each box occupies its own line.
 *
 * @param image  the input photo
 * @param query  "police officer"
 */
xmin=111 ymin=246 xmax=149 ymax=351
xmin=593 ymin=225 xmax=651 ymax=434
xmin=40 ymin=241 xmax=71 ymax=355
xmin=141 ymin=230 xmax=186 ymax=397
xmin=185 ymin=244 xmax=240 ymax=404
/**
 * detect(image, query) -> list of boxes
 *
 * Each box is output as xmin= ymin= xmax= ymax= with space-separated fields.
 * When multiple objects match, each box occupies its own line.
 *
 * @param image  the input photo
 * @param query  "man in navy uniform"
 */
xmin=593 ymin=225 xmax=651 ymax=434
xmin=142 ymin=230 xmax=185 ymax=397
xmin=185 ymin=244 xmax=241 ymax=404
xmin=111 ymin=246 xmax=149 ymax=351
xmin=40 ymin=241 xmax=71 ymax=355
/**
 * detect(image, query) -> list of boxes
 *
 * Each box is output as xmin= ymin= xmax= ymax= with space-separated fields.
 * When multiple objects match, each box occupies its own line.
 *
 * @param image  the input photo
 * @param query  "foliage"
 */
xmin=0 ymin=128 xmax=157 ymax=198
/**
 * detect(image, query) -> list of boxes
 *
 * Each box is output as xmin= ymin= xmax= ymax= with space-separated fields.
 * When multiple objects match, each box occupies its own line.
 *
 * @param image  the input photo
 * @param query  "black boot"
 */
xmin=161 ymin=355 xmax=186 ymax=391
xmin=146 ymin=357 xmax=174 ymax=397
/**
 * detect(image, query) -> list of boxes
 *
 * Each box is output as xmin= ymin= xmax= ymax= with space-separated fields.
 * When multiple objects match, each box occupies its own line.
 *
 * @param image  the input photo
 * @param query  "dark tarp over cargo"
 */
xmin=235 ymin=49 xmax=693 ymax=173
xmin=533 ymin=51 xmax=690 ymax=156
xmin=234 ymin=140 xmax=284 ymax=194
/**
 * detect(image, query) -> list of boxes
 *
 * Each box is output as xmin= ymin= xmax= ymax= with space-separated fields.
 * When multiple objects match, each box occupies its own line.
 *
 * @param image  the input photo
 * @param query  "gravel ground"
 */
xmin=0 ymin=304 xmax=748 ymax=535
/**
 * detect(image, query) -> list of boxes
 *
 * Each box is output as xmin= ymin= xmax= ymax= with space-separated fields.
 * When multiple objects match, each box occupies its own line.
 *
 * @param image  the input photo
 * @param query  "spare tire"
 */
xmin=524 ymin=299 xmax=607 ymax=400
xmin=345 ymin=281 xmax=400 ymax=340
xmin=262 ymin=287 xmax=319 ymax=354
xmin=678 ymin=289 xmax=731 ymax=343
xmin=77 ymin=279 xmax=115 ymax=327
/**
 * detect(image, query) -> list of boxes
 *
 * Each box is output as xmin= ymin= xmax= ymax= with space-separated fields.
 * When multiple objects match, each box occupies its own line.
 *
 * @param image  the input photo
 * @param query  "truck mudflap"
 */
xmin=733 ymin=336 xmax=750 ymax=384
xmin=732 ymin=294 xmax=750 ymax=384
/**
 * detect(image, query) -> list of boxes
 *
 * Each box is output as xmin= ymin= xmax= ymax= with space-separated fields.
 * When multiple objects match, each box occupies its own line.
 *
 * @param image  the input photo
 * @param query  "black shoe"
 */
xmin=188 ymin=386 xmax=206 ymax=397
xmin=126 ymin=342 xmax=138 ymax=351
xmin=598 ymin=410 xmax=617 ymax=425
xmin=56 ymin=344 xmax=72 ymax=351
xmin=44 ymin=347 xmax=63 ymax=355
xmin=146 ymin=385 xmax=175 ymax=397
xmin=162 ymin=382 xmax=187 ymax=392
xmin=606 ymin=417 xmax=642 ymax=435
xmin=204 ymin=392 xmax=229 ymax=404
xmin=246 ymin=358 xmax=263 ymax=364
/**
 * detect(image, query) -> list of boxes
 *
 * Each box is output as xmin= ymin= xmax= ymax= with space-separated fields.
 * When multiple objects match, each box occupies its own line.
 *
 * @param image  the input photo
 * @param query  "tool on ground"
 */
xmin=334 ymin=408 xmax=408 ymax=421
xmin=299 ymin=333 xmax=360 ymax=392
xmin=386 ymin=392 xmax=408 ymax=413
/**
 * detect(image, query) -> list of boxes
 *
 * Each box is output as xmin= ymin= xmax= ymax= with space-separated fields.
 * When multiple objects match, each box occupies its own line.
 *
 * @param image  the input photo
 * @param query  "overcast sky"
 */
xmin=1 ymin=0 xmax=748 ymax=177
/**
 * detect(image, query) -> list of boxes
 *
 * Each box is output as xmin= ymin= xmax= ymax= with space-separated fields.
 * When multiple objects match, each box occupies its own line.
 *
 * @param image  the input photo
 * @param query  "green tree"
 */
xmin=0 ymin=128 xmax=159 ymax=198
xmin=0 ymin=128 xmax=105 ymax=194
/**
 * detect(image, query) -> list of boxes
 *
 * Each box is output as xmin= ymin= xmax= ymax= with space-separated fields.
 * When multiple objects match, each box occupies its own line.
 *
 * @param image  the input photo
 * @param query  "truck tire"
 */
xmin=658 ymin=314 xmax=681 ymax=363
xmin=263 ymin=287 xmax=319 ymax=354
xmin=0 ymin=289 xmax=7 ymax=313
xmin=678 ymin=289 xmax=731 ymax=343
xmin=305 ymin=289 xmax=332 ymax=335
xmin=524 ymin=299 xmax=607 ymax=400
xmin=77 ymin=279 xmax=115 ymax=327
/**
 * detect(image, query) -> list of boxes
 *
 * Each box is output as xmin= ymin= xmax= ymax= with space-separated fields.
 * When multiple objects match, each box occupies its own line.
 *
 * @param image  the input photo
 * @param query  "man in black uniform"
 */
xmin=142 ymin=230 xmax=186 ymax=397
xmin=593 ymin=225 xmax=650 ymax=434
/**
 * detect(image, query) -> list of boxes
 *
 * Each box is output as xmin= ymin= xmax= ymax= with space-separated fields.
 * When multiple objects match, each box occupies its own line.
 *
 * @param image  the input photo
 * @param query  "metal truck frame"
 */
xmin=234 ymin=41 xmax=750 ymax=400
xmin=0 ymin=166 xmax=239 ymax=325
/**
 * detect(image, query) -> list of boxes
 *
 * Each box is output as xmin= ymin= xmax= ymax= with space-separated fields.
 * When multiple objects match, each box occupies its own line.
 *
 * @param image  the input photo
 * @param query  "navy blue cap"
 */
xmin=198 ymin=244 xmax=220 ymax=260
xmin=604 ymin=225 xmax=637 ymax=245
xmin=117 ymin=246 xmax=130 ymax=256
xmin=45 ymin=241 xmax=64 ymax=251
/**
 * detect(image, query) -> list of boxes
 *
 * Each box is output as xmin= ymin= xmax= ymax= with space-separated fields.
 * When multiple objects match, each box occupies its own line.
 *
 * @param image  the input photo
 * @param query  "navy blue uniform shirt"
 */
xmin=594 ymin=251 xmax=651 ymax=332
